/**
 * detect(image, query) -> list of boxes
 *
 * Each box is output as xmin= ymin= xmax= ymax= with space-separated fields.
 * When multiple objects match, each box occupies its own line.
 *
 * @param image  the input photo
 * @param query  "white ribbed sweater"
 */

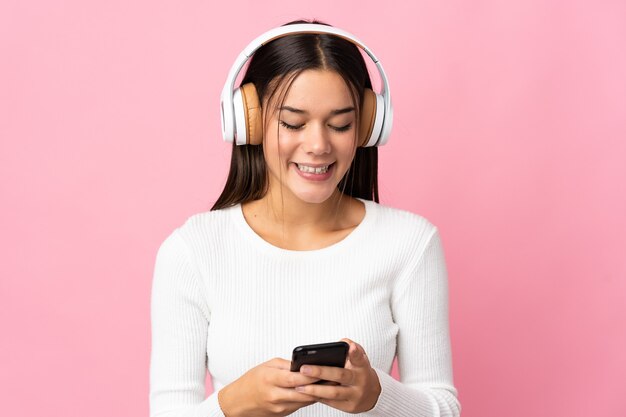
xmin=150 ymin=200 xmax=460 ymax=417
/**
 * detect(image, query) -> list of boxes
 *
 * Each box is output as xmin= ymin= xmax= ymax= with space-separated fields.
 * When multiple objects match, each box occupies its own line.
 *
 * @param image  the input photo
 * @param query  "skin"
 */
xmin=218 ymin=70 xmax=382 ymax=416
xmin=243 ymin=69 xmax=365 ymax=251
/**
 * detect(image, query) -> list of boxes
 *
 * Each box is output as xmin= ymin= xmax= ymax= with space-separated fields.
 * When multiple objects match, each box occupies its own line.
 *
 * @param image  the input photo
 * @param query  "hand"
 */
xmin=294 ymin=338 xmax=382 ymax=413
xmin=217 ymin=357 xmax=319 ymax=417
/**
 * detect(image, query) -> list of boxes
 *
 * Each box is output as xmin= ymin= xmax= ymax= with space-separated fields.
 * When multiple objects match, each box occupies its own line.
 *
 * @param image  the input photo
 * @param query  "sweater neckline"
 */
xmin=231 ymin=198 xmax=377 ymax=257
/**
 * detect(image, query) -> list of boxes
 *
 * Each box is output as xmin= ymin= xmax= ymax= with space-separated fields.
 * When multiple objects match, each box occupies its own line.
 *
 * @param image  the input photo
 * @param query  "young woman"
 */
xmin=150 ymin=20 xmax=461 ymax=417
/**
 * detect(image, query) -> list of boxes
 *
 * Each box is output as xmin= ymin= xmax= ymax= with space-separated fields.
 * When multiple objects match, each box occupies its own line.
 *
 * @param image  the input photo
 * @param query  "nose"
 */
xmin=302 ymin=122 xmax=331 ymax=155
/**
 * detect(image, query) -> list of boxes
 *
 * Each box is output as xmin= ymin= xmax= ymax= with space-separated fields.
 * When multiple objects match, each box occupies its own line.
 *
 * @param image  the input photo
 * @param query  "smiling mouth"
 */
xmin=295 ymin=163 xmax=333 ymax=174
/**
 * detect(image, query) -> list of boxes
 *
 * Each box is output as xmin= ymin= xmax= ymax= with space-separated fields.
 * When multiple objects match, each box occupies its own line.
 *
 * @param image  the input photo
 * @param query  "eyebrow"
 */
xmin=279 ymin=105 xmax=355 ymax=115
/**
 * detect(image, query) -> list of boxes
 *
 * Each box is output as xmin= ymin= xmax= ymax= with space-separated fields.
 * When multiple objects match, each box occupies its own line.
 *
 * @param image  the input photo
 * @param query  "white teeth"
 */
xmin=296 ymin=163 xmax=330 ymax=174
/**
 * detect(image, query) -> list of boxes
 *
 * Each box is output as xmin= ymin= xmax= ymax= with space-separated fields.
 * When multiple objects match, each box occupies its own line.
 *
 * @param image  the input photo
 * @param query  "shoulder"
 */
xmin=366 ymin=200 xmax=439 ymax=238
xmin=179 ymin=206 xmax=237 ymax=234
xmin=157 ymin=205 xmax=240 ymax=256
xmin=359 ymin=200 xmax=441 ymax=264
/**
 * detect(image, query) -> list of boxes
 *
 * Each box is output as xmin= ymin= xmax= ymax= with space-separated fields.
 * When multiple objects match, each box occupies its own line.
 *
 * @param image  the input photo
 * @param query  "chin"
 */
xmin=292 ymin=189 xmax=337 ymax=205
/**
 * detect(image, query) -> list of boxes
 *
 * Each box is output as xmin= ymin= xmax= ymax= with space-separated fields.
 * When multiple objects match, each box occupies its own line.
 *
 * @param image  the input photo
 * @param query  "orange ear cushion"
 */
xmin=359 ymin=89 xmax=377 ymax=147
xmin=240 ymin=83 xmax=263 ymax=145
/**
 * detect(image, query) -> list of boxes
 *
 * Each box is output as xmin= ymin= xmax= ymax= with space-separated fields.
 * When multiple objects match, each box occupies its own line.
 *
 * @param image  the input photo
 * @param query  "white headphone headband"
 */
xmin=220 ymin=23 xmax=393 ymax=146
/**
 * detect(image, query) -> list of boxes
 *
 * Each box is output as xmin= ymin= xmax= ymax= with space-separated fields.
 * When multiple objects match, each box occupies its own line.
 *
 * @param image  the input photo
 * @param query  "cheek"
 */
xmin=337 ymin=140 xmax=358 ymax=164
xmin=262 ymin=133 xmax=292 ymax=171
xmin=262 ymin=124 xmax=279 ymax=158
xmin=265 ymin=130 xmax=298 ymax=157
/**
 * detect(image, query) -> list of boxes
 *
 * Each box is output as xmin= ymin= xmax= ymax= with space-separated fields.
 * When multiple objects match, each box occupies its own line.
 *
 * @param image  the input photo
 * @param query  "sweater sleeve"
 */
xmin=149 ymin=230 xmax=225 ymax=417
xmin=365 ymin=228 xmax=461 ymax=417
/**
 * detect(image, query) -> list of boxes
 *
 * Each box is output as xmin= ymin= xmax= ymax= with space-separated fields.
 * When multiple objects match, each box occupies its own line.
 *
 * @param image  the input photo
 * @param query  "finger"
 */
xmin=317 ymin=398 xmax=361 ymax=413
xmin=274 ymin=386 xmax=319 ymax=403
xmin=346 ymin=342 xmax=370 ymax=368
xmin=340 ymin=338 xmax=364 ymax=359
xmin=340 ymin=337 xmax=355 ymax=344
xmin=275 ymin=369 xmax=321 ymax=388
xmin=295 ymin=383 xmax=351 ymax=401
xmin=300 ymin=364 xmax=353 ymax=386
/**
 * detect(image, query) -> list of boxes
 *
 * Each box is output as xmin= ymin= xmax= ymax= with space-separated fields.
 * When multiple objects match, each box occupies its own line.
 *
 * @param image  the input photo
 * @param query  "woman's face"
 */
xmin=262 ymin=69 xmax=358 ymax=205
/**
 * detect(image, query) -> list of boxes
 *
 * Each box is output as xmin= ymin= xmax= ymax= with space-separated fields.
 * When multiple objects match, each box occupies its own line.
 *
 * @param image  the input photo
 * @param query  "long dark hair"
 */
xmin=211 ymin=19 xmax=379 ymax=211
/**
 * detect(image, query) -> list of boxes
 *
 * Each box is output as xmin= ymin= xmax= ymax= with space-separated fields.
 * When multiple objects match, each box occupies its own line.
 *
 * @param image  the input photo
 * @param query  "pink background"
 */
xmin=1 ymin=1 xmax=625 ymax=416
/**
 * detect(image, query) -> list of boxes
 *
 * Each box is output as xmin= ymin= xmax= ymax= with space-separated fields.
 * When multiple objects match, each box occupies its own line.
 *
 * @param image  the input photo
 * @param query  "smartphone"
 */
xmin=290 ymin=341 xmax=349 ymax=376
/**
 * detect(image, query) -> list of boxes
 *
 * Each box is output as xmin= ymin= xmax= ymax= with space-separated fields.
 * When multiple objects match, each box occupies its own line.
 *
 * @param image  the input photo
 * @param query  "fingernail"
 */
xmin=295 ymin=386 xmax=305 ymax=392
xmin=301 ymin=365 xmax=311 ymax=375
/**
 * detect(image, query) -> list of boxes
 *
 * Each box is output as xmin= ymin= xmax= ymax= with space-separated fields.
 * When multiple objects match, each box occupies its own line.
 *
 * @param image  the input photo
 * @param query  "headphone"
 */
xmin=220 ymin=23 xmax=393 ymax=148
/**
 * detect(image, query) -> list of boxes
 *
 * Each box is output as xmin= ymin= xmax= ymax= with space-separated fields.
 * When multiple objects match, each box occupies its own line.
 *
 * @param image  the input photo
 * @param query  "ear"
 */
xmin=240 ymin=83 xmax=264 ymax=145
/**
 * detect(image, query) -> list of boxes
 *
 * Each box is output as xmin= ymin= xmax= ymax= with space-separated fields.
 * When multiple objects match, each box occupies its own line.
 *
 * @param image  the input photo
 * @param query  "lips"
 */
xmin=292 ymin=162 xmax=335 ymax=181
xmin=295 ymin=163 xmax=332 ymax=174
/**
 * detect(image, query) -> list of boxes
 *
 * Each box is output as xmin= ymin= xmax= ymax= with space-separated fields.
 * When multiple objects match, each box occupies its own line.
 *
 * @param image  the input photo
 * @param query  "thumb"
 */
xmin=346 ymin=341 xmax=369 ymax=368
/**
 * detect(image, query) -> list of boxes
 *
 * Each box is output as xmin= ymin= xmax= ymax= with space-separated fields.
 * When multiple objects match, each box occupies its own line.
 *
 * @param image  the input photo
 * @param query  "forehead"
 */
xmin=268 ymin=69 xmax=355 ymax=114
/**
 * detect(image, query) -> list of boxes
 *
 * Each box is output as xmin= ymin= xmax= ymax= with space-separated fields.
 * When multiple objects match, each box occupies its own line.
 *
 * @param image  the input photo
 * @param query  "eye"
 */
xmin=279 ymin=120 xmax=303 ymax=130
xmin=331 ymin=123 xmax=352 ymax=133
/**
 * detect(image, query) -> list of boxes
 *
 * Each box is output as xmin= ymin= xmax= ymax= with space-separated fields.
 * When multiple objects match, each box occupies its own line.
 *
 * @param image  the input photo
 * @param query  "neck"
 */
xmin=256 ymin=188 xmax=348 ymax=230
xmin=241 ymin=186 xmax=365 ymax=251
